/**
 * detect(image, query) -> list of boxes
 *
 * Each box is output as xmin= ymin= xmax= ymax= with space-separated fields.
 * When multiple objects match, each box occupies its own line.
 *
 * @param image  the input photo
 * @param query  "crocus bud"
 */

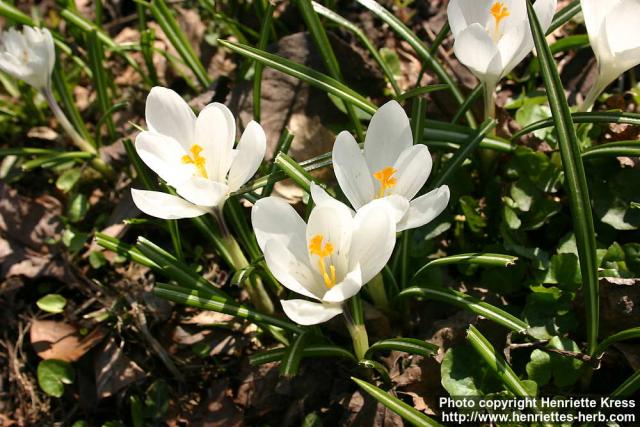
xmin=0 ymin=26 xmax=55 ymax=90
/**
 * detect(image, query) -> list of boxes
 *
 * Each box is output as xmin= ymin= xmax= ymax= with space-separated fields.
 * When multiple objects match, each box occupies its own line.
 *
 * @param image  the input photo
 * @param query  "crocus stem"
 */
xmin=580 ymin=82 xmax=602 ymax=113
xmin=41 ymin=87 xmax=114 ymax=178
xmin=366 ymin=273 xmax=389 ymax=312
xmin=344 ymin=295 xmax=369 ymax=360
xmin=479 ymin=81 xmax=498 ymax=176
xmin=212 ymin=209 xmax=275 ymax=315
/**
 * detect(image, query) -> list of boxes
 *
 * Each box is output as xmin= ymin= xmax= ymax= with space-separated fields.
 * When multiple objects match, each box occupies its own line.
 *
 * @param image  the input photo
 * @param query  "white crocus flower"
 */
xmin=580 ymin=0 xmax=640 ymax=111
xmin=131 ymin=87 xmax=266 ymax=220
xmin=252 ymin=184 xmax=396 ymax=325
xmin=330 ymin=100 xmax=450 ymax=232
xmin=448 ymin=0 xmax=557 ymax=116
xmin=0 ymin=26 xmax=55 ymax=90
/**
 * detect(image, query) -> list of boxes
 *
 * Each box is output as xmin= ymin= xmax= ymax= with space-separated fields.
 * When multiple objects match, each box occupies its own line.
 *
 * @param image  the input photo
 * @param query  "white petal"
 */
xmin=135 ymin=131 xmax=192 ymax=188
xmin=309 ymin=182 xmax=342 ymax=209
xmin=392 ymin=145 xmax=432 ymax=200
xmin=195 ymin=103 xmax=237 ymax=182
xmin=364 ymin=101 xmax=413 ymax=175
xmin=397 ymin=186 xmax=450 ymax=232
xmin=373 ymin=195 xmax=410 ymax=225
xmin=453 ymin=23 xmax=502 ymax=83
xmin=175 ymin=177 xmax=228 ymax=207
xmin=322 ymin=266 xmax=363 ymax=303
xmin=497 ymin=22 xmax=529 ymax=78
xmin=603 ymin=1 xmax=640 ymax=59
xmin=131 ymin=188 xmax=208 ymax=219
xmin=447 ymin=0 xmax=493 ymax=37
xmin=349 ymin=201 xmax=396 ymax=284
xmin=251 ymin=196 xmax=307 ymax=255
xmin=264 ymin=239 xmax=324 ymax=300
xmin=332 ymin=131 xmax=374 ymax=209
xmin=306 ymin=202 xmax=354 ymax=279
xmin=227 ymin=121 xmax=266 ymax=191
xmin=280 ymin=299 xmax=343 ymax=325
xmin=145 ymin=87 xmax=196 ymax=151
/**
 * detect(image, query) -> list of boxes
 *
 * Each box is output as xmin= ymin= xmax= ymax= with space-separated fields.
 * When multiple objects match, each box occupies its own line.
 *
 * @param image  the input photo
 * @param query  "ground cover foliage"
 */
xmin=0 ymin=0 xmax=639 ymax=425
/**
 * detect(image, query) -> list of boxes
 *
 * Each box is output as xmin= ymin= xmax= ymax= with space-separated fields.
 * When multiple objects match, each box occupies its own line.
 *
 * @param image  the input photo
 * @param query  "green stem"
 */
xmin=42 ymin=87 xmax=114 ymax=178
xmin=480 ymin=81 xmax=498 ymax=176
xmin=345 ymin=295 xmax=369 ymax=360
xmin=366 ymin=273 xmax=389 ymax=312
xmin=212 ymin=209 xmax=274 ymax=315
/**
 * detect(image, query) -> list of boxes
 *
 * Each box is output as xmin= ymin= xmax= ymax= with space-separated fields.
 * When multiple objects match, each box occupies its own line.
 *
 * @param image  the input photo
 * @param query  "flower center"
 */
xmin=309 ymin=234 xmax=336 ymax=289
xmin=181 ymin=144 xmax=208 ymax=179
xmin=490 ymin=2 xmax=510 ymax=40
xmin=373 ymin=167 xmax=398 ymax=198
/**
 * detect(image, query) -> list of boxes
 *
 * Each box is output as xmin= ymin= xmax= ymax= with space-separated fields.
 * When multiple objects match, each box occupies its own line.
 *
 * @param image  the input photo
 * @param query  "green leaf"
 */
xmin=547 ymin=337 xmax=584 ymax=388
xmin=527 ymin=0 xmax=599 ymax=355
xmin=397 ymin=287 xmax=529 ymax=333
xmin=88 ymin=251 xmax=108 ymax=269
xmin=56 ymin=168 xmax=82 ymax=192
xmin=526 ymin=349 xmax=552 ymax=386
xmin=37 ymin=359 xmax=75 ymax=397
xmin=219 ymin=40 xmax=376 ymax=115
xmin=441 ymin=345 xmax=502 ymax=396
xmin=37 ymin=294 xmax=67 ymax=313
xmin=67 ymin=193 xmax=88 ymax=223
xmin=467 ymin=325 xmax=534 ymax=397
xmin=543 ymin=254 xmax=581 ymax=290
xmin=522 ymin=287 xmax=578 ymax=340
xmin=62 ymin=228 xmax=89 ymax=253
xmin=351 ymin=377 xmax=442 ymax=427
xmin=547 ymin=0 xmax=581 ymax=34
xmin=459 ymin=196 xmax=487 ymax=233
xmin=365 ymin=338 xmax=439 ymax=359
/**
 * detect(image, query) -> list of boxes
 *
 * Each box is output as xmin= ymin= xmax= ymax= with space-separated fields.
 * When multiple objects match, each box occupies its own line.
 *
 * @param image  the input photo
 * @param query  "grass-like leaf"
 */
xmin=136 ymin=236 xmax=228 ymax=298
xmin=250 ymin=345 xmax=357 ymax=365
xmin=611 ymin=370 xmax=640 ymax=398
xmin=355 ymin=0 xmax=475 ymax=128
xmin=149 ymin=0 xmax=210 ymax=87
xmin=397 ymin=287 xmax=529 ymax=333
xmin=154 ymin=283 xmax=304 ymax=334
xmin=279 ymin=331 xmax=310 ymax=378
xmin=87 ymin=30 xmax=116 ymax=142
xmin=351 ymin=377 xmax=442 ymax=427
xmin=512 ymin=112 xmax=640 ymax=141
xmin=365 ymin=338 xmax=439 ymax=359
xmin=412 ymin=253 xmax=518 ymax=281
xmin=428 ymin=118 xmax=496 ymax=189
xmin=547 ymin=0 xmax=581 ymax=34
xmin=466 ymin=325 xmax=534 ymax=397
xmin=312 ymin=1 xmax=401 ymax=95
xmin=527 ymin=0 xmax=599 ymax=355
xmin=582 ymin=141 xmax=640 ymax=159
xmin=596 ymin=327 xmax=640 ymax=356
xmin=219 ymin=40 xmax=376 ymax=114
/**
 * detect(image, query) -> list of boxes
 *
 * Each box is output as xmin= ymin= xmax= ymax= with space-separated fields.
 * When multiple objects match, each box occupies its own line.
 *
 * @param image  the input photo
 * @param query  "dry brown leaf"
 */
xmin=95 ymin=337 xmax=145 ymax=399
xmin=190 ymin=379 xmax=244 ymax=427
xmin=182 ymin=311 xmax=235 ymax=326
xmin=30 ymin=320 xmax=106 ymax=362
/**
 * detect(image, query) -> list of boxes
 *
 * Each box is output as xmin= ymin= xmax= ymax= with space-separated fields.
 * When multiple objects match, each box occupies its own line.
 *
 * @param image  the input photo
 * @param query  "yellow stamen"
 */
xmin=490 ymin=2 xmax=510 ymax=38
xmin=181 ymin=144 xmax=208 ymax=179
xmin=373 ymin=166 xmax=398 ymax=198
xmin=309 ymin=234 xmax=337 ymax=288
